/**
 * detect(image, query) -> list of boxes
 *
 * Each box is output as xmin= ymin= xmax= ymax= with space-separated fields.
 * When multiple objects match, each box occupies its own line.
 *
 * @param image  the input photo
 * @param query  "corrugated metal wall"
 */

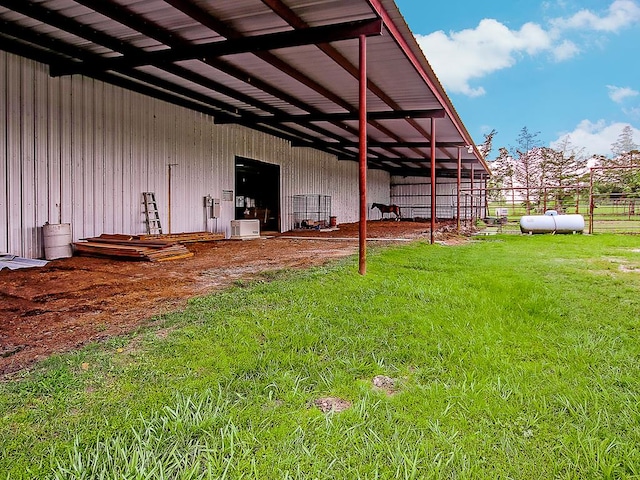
xmin=390 ymin=176 xmax=486 ymax=220
xmin=1 ymin=52 xmax=390 ymax=258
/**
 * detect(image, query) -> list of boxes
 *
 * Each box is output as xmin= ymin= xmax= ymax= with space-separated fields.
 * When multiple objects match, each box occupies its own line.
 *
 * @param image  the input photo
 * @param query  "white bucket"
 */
xmin=43 ymin=223 xmax=73 ymax=260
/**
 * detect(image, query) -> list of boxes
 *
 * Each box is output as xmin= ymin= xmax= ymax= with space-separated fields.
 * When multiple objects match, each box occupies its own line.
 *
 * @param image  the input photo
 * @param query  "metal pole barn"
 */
xmin=358 ymin=34 xmax=367 ymax=275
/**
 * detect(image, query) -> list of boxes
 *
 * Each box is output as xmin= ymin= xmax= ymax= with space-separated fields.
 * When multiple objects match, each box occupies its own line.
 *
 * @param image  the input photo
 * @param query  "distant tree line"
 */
xmin=485 ymin=125 xmax=640 ymax=213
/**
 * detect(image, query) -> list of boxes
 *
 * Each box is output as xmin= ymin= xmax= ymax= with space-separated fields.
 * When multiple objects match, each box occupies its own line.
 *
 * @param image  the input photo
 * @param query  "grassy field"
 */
xmin=1 ymin=234 xmax=640 ymax=479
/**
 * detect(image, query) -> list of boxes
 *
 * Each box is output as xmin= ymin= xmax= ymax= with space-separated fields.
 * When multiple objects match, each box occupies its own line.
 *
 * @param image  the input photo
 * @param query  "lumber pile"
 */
xmin=139 ymin=232 xmax=225 ymax=243
xmin=72 ymin=234 xmax=194 ymax=262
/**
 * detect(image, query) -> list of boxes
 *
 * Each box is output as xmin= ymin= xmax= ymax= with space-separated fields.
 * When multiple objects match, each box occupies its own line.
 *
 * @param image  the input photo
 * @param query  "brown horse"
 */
xmin=371 ymin=202 xmax=402 ymax=221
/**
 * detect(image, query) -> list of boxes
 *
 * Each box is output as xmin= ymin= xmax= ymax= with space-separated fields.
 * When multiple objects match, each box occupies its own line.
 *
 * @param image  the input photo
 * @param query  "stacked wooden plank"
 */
xmin=72 ymin=234 xmax=194 ymax=262
xmin=139 ymin=232 xmax=225 ymax=243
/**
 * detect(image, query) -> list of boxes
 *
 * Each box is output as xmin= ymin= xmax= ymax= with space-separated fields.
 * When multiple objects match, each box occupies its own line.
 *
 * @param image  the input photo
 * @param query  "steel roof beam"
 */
xmin=217 ymin=108 xmax=446 ymax=125
xmin=52 ymin=18 xmax=383 ymax=77
xmin=382 ymin=167 xmax=480 ymax=178
xmin=0 ymin=20 xmax=374 ymax=163
xmin=0 ymin=36 xmax=241 ymax=125
xmin=259 ymin=0 xmax=451 ymax=164
xmin=350 ymin=141 xmax=464 ymax=148
xmin=292 ymin=140 xmax=464 ymax=149
xmin=338 ymin=156 xmax=480 ymax=164
xmin=0 ymin=0 xmax=438 ymax=171
xmin=2 ymin=0 xmax=376 ymax=161
xmin=65 ymin=0 xmax=362 ymax=150
xmin=0 ymin=0 xmax=133 ymax=56
xmin=67 ymin=0 xmax=385 ymax=155
xmin=367 ymin=0 xmax=487 ymax=170
xmin=163 ymin=0 xmax=411 ymax=160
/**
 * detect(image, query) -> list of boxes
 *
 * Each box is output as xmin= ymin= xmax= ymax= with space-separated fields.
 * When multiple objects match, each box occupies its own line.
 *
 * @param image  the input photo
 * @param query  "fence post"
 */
xmin=589 ymin=168 xmax=594 ymax=234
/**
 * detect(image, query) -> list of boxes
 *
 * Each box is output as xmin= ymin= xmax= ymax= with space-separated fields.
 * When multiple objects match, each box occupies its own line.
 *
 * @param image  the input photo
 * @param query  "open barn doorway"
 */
xmin=235 ymin=157 xmax=280 ymax=232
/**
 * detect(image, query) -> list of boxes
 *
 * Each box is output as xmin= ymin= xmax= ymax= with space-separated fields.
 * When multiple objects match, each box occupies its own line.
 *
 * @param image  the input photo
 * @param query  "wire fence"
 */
xmin=475 ymin=187 xmax=640 ymax=234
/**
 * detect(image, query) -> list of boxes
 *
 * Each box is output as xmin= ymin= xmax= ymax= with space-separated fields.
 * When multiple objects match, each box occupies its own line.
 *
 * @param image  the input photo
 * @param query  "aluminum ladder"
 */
xmin=142 ymin=192 xmax=163 ymax=234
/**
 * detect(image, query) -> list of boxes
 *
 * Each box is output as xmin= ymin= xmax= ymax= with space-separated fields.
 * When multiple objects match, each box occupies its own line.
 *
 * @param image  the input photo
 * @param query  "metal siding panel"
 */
xmin=92 ymin=81 xmax=105 ymax=237
xmin=81 ymin=79 xmax=95 ymax=239
xmin=124 ymin=90 xmax=136 ymax=234
xmin=21 ymin=58 xmax=37 ymax=258
xmin=7 ymin=54 xmax=23 ymax=256
xmin=120 ymin=89 xmax=135 ymax=234
xmin=2 ymin=51 xmax=397 ymax=254
xmin=137 ymin=94 xmax=151 ymax=234
xmin=390 ymin=176 xmax=477 ymax=220
xmin=0 ymin=51 xmax=7 ymax=255
xmin=59 ymin=75 xmax=73 ymax=235
xmin=171 ymin=107 xmax=191 ymax=234
xmin=191 ymin=113 xmax=204 ymax=234
xmin=34 ymin=62 xmax=49 ymax=258
xmin=102 ymin=83 xmax=116 ymax=234
xmin=70 ymin=77 xmax=84 ymax=240
xmin=48 ymin=74 xmax=62 ymax=227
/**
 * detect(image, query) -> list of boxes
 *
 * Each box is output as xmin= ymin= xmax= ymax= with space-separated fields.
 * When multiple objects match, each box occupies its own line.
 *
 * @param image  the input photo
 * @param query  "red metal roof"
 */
xmin=0 ymin=0 xmax=489 ymax=177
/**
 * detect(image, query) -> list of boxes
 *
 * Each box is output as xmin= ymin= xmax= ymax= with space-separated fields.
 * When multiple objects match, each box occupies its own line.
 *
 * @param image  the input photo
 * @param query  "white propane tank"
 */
xmin=520 ymin=213 xmax=585 ymax=234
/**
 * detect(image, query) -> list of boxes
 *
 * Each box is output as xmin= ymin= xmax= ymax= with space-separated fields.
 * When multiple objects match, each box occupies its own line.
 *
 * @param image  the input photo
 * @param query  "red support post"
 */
xmin=470 ymin=164 xmax=475 ymax=222
xmin=589 ymin=168 xmax=594 ymax=234
xmin=456 ymin=146 xmax=461 ymax=234
xmin=358 ymin=34 xmax=367 ymax=275
xmin=430 ymin=117 xmax=436 ymax=244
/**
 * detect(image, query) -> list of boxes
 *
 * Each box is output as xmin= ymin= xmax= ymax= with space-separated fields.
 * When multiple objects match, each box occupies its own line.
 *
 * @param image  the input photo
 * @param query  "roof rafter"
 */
xmin=217 ymin=108 xmax=446 ymax=125
xmin=259 ymin=0 xmax=454 ymax=165
xmin=160 ymin=0 xmax=409 ymax=159
xmin=0 ymin=4 xmax=391 ymax=164
xmin=307 ymin=141 xmax=464 ymax=149
xmin=342 ymin=157 xmax=479 ymax=164
xmin=0 ymin=0 xmax=489 ymax=177
xmin=66 ymin=0 xmax=370 ymax=152
xmin=57 ymin=0 xmax=390 ymax=161
xmin=51 ymin=18 xmax=383 ymax=77
xmin=2 ymin=0 xmax=393 ymax=163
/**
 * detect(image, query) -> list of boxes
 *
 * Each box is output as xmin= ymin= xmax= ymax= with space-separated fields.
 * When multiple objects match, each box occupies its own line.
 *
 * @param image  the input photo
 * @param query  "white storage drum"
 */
xmin=42 ymin=223 xmax=73 ymax=260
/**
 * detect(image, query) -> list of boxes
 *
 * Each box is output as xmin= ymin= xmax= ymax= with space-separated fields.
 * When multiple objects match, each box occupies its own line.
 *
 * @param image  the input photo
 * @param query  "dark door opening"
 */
xmin=235 ymin=157 xmax=280 ymax=232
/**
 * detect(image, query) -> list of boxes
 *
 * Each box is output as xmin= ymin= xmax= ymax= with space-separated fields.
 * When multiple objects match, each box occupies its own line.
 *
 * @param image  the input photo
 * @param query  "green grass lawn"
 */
xmin=2 ymin=234 xmax=640 ymax=479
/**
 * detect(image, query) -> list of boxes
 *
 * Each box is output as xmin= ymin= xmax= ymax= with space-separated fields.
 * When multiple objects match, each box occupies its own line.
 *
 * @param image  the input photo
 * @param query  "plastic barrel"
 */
xmin=43 ymin=223 xmax=73 ymax=260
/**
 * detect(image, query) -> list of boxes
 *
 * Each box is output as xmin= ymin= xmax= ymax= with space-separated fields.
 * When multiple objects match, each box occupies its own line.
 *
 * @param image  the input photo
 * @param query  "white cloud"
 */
xmin=551 ymin=119 xmax=640 ymax=156
xmin=607 ymin=85 xmax=639 ymax=103
xmin=624 ymin=106 xmax=640 ymax=118
xmin=416 ymin=19 xmax=552 ymax=97
xmin=552 ymin=40 xmax=580 ymax=61
xmin=416 ymin=1 xmax=640 ymax=96
xmin=551 ymin=0 xmax=640 ymax=32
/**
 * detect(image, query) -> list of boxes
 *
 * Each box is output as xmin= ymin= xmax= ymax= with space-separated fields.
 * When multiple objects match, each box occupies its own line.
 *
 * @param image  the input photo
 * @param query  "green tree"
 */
xmin=594 ymin=126 xmax=640 ymax=198
xmin=511 ymin=127 xmax=543 ymax=214
xmin=543 ymin=137 xmax=588 ymax=210
xmin=611 ymin=125 xmax=639 ymax=157
xmin=487 ymin=147 xmax=513 ymax=204
xmin=479 ymin=129 xmax=497 ymax=160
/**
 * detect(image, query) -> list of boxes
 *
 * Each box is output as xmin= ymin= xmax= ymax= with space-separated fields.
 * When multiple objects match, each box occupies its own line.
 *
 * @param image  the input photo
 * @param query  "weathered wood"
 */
xmin=72 ymin=236 xmax=194 ymax=262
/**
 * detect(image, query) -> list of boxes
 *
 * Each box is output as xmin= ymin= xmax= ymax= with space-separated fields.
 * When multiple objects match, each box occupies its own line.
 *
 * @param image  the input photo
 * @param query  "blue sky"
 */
xmin=395 ymin=0 xmax=640 ymax=158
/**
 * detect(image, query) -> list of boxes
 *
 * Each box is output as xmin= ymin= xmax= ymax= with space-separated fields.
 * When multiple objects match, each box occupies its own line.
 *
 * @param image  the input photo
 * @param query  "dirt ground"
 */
xmin=1 ymin=220 xmax=460 ymax=377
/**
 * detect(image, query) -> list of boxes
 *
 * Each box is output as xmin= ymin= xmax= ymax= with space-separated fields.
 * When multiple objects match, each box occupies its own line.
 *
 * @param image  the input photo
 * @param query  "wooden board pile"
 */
xmin=139 ymin=232 xmax=225 ymax=243
xmin=73 ymin=234 xmax=194 ymax=262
